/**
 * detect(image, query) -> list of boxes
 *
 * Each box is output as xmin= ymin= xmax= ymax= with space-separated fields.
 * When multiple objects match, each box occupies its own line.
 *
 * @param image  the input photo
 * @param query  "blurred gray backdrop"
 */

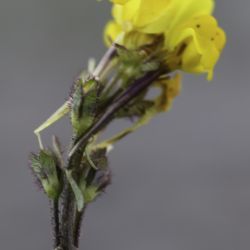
xmin=0 ymin=0 xmax=249 ymax=249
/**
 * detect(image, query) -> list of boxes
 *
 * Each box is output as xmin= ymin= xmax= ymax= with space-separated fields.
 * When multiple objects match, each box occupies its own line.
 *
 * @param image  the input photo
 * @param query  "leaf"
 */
xmin=66 ymin=170 xmax=84 ymax=212
xmin=34 ymin=101 xmax=70 ymax=148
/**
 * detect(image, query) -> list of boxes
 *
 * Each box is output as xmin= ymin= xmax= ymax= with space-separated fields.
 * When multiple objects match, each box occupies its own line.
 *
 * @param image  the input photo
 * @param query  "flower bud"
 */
xmin=70 ymin=79 xmax=99 ymax=137
xmin=79 ymin=148 xmax=112 ymax=204
xmin=30 ymin=150 xmax=62 ymax=200
xmin=80 ymin=168 xmax=112 ymax=204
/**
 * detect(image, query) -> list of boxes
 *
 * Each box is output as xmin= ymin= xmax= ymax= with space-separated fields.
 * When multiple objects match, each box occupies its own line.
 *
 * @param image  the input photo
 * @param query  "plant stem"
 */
xmin=56 ymin=49 xmax=165 ymax=249
xmin=93 ymin=44 xmax=117 ymax=79
xmin=60 ymin=182 xmax=75 ymax=250
xmin=73 ymin=207 xmax=87 ymax=248
xmin=60 ymin=143 xmax=86 ymax=249
xmin=69 ymin=69 xmax=163 ymax=158
xmin=52 ymin=199 xmax=60 ymax=248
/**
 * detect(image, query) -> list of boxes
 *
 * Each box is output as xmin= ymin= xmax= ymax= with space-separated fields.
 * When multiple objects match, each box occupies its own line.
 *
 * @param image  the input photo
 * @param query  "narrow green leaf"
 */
xmin=66 ymin=170 xmax=84 ymax=212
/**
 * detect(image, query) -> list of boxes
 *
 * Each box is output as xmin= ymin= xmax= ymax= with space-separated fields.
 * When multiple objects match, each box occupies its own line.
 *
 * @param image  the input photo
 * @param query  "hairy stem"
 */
xmin=51 ymin=199 xmax=60 ymax=248
xmin=60 ymin=142 xmax=85 ymax=249
xmin=60 ymin=182 xmax=75 ymax=250
xmin=73 ymin=207 xmax=87 ymax=248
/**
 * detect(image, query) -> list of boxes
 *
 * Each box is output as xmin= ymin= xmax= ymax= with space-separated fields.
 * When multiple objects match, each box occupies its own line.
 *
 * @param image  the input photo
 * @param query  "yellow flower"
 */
xmin=110 ymin=0 xmax=129 ymax=4
xmin=104 ymin=21 xmax=157 ymax=49
xmin=104 ymin=21 xmax=123 ymax=45
xmin=167 ymin=15 xmax=226 ymax=80
xmin=155 ymin=73 xmax=182 ymax=112
xmin=105 ymin=0 xmax=226 ymax=80
xmin=111 ymin=0 xmax=214 ymax=33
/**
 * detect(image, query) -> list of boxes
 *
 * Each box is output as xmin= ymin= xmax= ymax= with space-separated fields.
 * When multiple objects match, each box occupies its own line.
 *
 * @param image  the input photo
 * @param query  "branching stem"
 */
xmin=69 ymin=69 xmax=163 ymax=157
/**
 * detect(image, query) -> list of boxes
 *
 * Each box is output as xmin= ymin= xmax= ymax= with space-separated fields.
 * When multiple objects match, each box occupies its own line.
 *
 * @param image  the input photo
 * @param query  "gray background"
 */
xmin=0 ymin=0 xmax=249 ymax=249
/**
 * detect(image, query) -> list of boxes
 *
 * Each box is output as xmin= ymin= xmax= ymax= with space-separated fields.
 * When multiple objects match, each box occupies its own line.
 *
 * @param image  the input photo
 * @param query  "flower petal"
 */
xmin=167 ymin=15 xmax=226 ymax=79
xmin=104 ymin=21 xmax=123 ymax=45
xmin=110 ymin=0 xmax=130 ymax=4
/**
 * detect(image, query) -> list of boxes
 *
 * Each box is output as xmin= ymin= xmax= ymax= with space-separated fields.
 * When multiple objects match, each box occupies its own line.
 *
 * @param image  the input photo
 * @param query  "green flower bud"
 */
xmin=30 ymin=150 xmax=62 ymax=200
xmin=79 ymin=147 xmax=112 ymax=204
xmin=70 ymin=78 xmax=99 ymax=137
